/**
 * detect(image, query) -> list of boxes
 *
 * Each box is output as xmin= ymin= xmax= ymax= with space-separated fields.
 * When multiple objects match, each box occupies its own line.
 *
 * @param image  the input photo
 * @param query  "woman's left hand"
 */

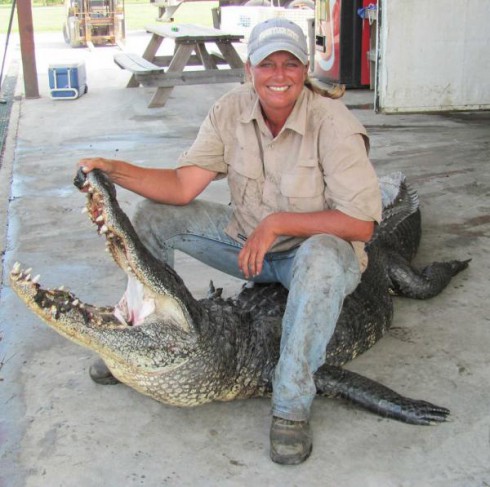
xmin=238 ymin=216 xmax=278 ymax=279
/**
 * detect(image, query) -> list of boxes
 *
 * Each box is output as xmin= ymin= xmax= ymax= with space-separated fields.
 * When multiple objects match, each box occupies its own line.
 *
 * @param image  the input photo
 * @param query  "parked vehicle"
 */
xmin=63 ymin=0 xmax=125 ymax=48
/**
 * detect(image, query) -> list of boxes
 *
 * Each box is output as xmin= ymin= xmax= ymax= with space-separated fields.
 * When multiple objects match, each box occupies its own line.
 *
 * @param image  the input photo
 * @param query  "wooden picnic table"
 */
xmin=114 ymin=24 xmax=245 ymax=108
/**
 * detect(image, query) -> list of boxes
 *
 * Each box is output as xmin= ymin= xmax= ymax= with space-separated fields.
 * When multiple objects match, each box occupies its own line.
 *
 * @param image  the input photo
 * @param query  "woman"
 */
xmin=79 ymin=17 xmax=381 ymax=465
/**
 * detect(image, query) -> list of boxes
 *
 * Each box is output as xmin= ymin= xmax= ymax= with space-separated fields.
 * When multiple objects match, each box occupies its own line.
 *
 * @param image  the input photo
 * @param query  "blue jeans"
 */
xmin=133 ymin=199 xmax=361 ymax=421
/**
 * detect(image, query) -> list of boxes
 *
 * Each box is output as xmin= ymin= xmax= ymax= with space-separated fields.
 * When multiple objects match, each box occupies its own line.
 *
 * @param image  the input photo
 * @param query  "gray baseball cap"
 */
xmin=247 ymin=17 xmax=308 ymax=66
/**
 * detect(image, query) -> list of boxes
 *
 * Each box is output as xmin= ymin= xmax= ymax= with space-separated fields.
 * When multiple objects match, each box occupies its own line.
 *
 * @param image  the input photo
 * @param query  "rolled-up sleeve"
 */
xmin=321 ymin=132 xmax=382 ymax=223
xmin=177 ymin=106 xmax=228 ymax=177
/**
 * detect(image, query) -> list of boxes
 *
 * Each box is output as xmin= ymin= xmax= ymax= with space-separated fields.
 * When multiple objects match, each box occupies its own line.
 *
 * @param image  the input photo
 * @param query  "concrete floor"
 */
xmin=1 ymin=31 xmax=490 ymax=487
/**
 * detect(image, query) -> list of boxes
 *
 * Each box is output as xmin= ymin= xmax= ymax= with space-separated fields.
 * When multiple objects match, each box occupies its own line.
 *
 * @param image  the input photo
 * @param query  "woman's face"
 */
xmin=247 ymin=51 xmax=308 ymax=116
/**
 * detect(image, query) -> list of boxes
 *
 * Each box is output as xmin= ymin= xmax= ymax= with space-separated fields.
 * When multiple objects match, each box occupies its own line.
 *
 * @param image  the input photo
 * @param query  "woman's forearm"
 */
xmin=78 ymin=158 xmax=217 ymax=205
xmin=265 ymin=210 xmax=375 ymax=242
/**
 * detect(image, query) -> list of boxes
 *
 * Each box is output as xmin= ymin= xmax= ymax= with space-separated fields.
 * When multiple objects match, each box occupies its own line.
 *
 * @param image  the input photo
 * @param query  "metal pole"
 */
xmin=17 ymin=0 xmax=39 ymax=99
xmin=0 ymin=0 xmax=17 ymax=92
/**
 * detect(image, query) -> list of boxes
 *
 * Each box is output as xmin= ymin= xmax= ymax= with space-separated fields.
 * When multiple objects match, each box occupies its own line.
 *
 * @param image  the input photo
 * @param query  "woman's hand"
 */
xmin=78 ymin=157 xmax=119 ymax=179
xmin=238 ymin=215 xmax=279 ymax=279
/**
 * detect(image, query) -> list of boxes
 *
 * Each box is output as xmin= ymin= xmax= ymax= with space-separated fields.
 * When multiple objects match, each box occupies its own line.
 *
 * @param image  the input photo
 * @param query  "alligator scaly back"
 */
xmin=10 ymin=169 xmax=469 ymax=422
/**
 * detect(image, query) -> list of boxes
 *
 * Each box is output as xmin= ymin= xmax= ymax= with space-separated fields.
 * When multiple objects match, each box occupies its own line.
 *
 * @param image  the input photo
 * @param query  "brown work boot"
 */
xmin=270 ymin=416 xmax=313 ymax=465
xmin=89 ymin=358 xmax=120 ymax=385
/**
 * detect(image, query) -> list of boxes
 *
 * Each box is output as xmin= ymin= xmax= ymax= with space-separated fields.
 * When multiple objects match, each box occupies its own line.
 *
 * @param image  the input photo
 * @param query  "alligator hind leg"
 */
xmin=314 ymin=365 xmax=450 ymax=425
xmin=386 ymin=250 xmax=470 ymax=299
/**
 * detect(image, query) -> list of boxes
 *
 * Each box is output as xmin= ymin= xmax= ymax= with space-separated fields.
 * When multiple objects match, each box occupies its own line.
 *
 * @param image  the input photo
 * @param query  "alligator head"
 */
xmin=10 ymin=169 xmax=271 ymax=406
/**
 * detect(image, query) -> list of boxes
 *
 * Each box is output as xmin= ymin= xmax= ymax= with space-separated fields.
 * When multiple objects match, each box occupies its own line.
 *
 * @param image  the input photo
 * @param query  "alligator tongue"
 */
xmin=114 ymin=274 xmax=156 ymax=326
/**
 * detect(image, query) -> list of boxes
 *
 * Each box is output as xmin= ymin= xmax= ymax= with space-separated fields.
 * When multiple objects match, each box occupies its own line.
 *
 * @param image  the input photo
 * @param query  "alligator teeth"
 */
xmin=96 ymin=215 xmax=105 ymax=223
xmin=73 ymin=299 xmax=80 ymax=306
xmin=100 ymin=225 xmax=109 ymax=234
xmin=32 ymin=274 xmax=40 ymax=284
xmin=25 ymin=267 xmax=32 ymax=274
xmin=12 ymin=262 xmax=21 ymax=273
xmin=25 ymin=274 xmax=31 ymax=281
xmin=58 ymin=285 xmax=65 ymax=291
xmin=82 ymin=180 xmax=89 ymax=188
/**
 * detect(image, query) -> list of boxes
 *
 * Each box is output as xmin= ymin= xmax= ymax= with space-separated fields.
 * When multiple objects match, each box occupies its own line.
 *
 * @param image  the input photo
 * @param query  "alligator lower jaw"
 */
xmin=9 ymin=260 xmax=194 ymax=336
xmin=9 ymin=262 xmax=126 ymax=335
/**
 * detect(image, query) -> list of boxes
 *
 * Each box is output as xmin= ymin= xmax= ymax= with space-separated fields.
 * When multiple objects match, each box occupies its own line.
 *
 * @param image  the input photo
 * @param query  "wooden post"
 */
xmin=17 ymin=0 xmax=39 ymax=99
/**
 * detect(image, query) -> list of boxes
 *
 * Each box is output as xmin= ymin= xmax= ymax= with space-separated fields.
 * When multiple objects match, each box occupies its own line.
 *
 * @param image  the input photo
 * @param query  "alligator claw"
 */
xmin=378 ymin=398 xmax=450 ymax=425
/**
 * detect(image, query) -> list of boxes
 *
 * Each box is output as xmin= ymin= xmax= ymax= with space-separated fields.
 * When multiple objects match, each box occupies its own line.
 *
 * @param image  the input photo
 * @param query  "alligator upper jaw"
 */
xmin=74 ymin=168 xmax=201 ymax=332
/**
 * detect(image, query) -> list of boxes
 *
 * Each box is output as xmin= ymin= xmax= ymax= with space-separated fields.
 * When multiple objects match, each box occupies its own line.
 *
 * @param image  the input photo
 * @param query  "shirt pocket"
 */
xmin=280 ymin=160 xmax=325 ymax=212
xmin=228 ymin=154 xmax=263 ymax=206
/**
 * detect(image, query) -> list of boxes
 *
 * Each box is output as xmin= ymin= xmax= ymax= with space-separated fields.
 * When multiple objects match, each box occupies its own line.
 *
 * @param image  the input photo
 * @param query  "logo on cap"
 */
xmin=258 ymin=27 xmax=300 ymax=43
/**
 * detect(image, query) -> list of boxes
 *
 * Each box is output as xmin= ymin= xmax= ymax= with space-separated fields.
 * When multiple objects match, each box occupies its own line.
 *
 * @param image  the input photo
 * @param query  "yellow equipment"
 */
xmin=63 ymin=0 xmax=125 ymax=48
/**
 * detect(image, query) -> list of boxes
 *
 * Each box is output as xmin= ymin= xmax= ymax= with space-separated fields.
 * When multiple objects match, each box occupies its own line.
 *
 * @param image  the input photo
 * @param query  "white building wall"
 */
xmin=377 ymin=0 xmax=490 ymax=113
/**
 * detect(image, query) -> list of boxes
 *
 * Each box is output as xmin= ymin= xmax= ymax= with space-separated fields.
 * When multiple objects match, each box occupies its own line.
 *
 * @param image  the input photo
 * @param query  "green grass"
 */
xmin=0 ymin=1 xmax=218 ymax=34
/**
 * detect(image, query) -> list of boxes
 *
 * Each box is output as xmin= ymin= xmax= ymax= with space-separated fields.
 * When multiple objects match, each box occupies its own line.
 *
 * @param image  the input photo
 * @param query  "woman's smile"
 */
xmin=268 ymin=85 xmax=290 ymax=92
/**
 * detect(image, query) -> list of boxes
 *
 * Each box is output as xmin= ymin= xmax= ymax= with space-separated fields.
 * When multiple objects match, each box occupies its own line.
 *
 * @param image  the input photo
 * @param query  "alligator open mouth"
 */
xmin=78 ymin=168 xmax=200 ymax=329
xmin=10 ymin=168 xmax=201 ymax=357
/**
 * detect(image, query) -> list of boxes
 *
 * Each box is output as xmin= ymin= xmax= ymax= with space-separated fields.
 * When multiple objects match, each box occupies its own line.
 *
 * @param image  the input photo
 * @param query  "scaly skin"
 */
xmin=9 ymin=169 xmax=469 ymax=423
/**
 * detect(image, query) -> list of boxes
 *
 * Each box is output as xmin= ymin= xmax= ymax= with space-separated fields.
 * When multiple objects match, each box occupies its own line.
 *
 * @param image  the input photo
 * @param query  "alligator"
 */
xmin=10 ymin=169 xmax=469 ymax=425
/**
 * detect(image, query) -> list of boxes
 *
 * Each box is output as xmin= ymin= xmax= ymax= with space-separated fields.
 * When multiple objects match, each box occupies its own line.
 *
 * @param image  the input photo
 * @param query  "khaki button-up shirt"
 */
xmin=178 ymin=84 xmax=382 ymax=271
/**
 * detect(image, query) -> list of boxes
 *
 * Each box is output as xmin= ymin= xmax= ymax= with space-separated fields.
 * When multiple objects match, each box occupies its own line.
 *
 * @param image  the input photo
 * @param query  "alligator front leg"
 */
xmin=314 ymin=365 xmax=450 ymax=425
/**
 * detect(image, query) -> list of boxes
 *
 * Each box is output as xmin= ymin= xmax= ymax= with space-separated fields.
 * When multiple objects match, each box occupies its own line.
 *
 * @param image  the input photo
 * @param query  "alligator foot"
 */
xmin=315 ymin=365 xmax=450 ymax=425
xmin=387 ymin=251 xmax=471 ymax=299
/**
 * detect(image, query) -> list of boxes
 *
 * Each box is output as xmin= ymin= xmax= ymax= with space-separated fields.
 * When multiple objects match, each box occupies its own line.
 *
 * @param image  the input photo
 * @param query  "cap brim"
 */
xmin=249 ymin=43 xmax=308 ymax=66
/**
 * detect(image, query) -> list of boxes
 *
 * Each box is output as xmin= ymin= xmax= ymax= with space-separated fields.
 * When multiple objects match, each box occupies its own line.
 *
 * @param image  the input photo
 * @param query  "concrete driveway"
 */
xmin=0 ymin=31 xmax=489 ymax=487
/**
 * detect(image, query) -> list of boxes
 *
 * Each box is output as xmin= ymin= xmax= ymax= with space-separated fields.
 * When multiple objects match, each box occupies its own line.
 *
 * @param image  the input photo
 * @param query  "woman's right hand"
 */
xmin=77 ymin=157 xmax=119 ymax=179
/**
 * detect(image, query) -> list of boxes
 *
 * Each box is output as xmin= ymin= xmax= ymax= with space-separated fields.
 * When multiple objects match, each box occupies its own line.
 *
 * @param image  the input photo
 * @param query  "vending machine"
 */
xmin=313 ymin=0 xmax=375 ymax=88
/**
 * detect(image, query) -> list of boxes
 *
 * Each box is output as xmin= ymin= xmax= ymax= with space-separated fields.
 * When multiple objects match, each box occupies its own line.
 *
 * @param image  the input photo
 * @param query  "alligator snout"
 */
xmin=73 ymin=166 xmax=88 ymax=190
